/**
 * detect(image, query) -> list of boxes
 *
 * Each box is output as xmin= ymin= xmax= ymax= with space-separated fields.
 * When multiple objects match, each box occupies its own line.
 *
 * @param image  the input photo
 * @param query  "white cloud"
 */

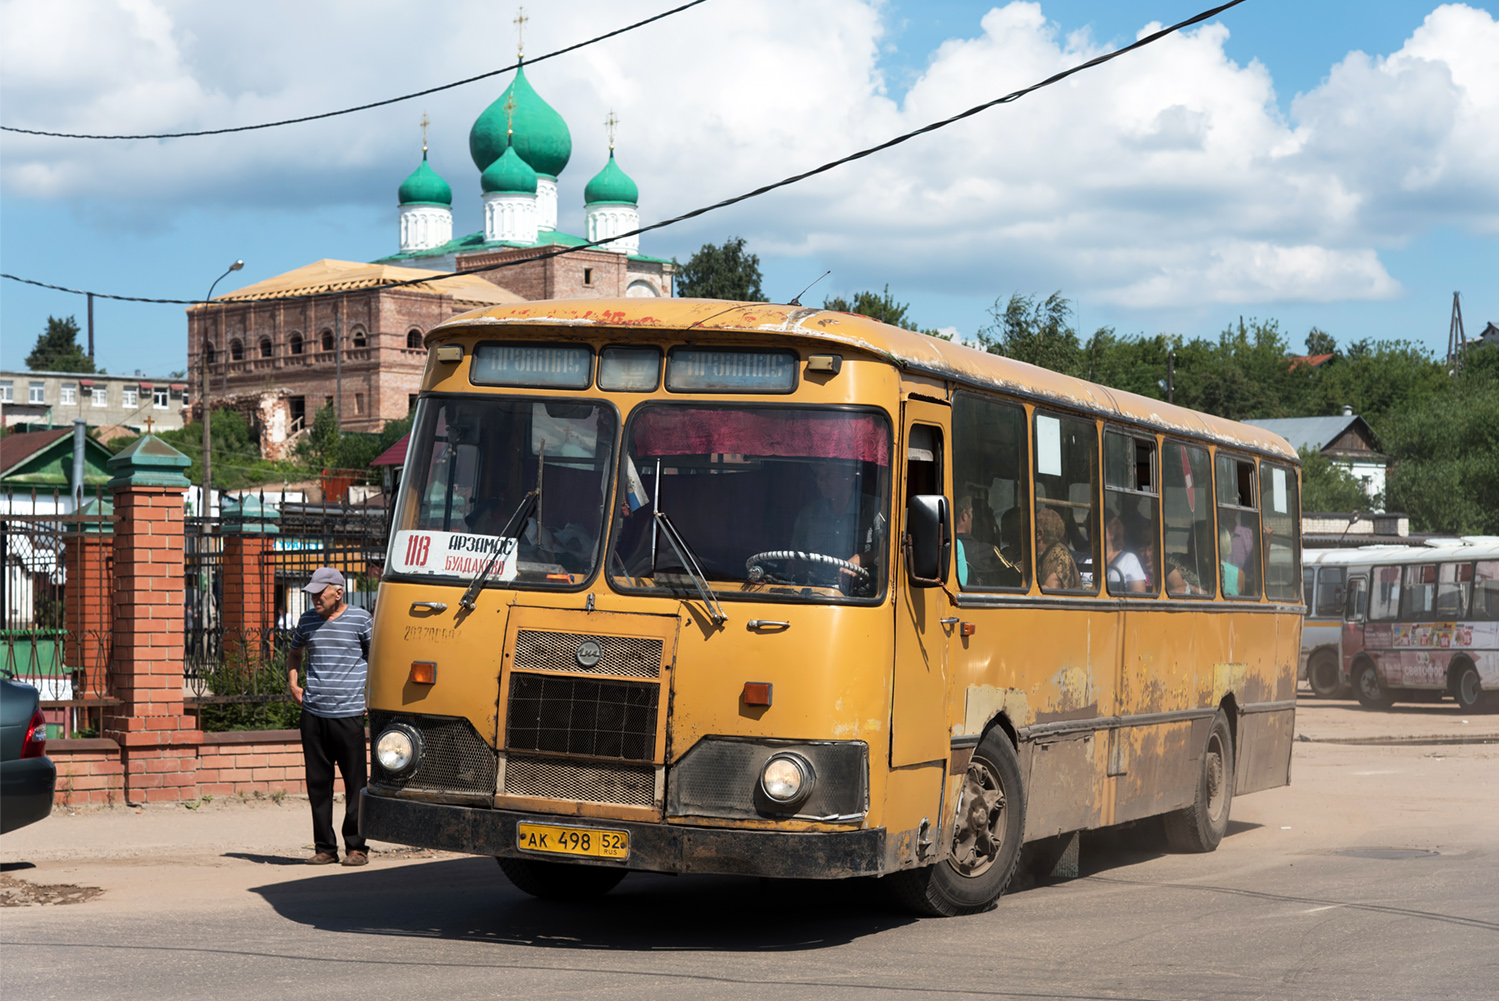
xmin=1 ymin=1 xmax=1493 ymax=306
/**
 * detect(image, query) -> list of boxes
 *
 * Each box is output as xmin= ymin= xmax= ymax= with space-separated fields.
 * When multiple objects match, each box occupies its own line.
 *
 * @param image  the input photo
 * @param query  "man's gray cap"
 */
xmin=302 ymin=567 xmax=346 ymax=594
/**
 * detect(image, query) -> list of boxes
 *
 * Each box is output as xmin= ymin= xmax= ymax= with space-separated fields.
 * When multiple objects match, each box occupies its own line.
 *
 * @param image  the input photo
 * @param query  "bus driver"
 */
xmin=790 ymin=461 xmax=883 ymax=591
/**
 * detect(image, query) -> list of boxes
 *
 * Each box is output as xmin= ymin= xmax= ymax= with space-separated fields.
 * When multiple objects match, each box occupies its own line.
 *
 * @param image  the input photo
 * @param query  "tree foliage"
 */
xmin=27 ymin=315 xmax=96 ymax=373
xmin=1298 ymin=447 xmax=1371 ymax=513
xmin=674 ymin=237 xmax=766 ymax=301
xmin=823 ymin=284 xmax=948 ymax=339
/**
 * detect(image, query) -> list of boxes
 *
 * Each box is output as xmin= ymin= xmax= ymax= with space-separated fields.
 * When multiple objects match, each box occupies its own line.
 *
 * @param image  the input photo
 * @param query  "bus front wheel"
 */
xmin=1452 ymin=662 xmax=1485 ymax=711
xmin=1164 ymin=711 xmax=1234 ymax=854
xmin=497 ymin=857 xmax=627 ymax=900
xmin=1307 ymin=651 xmax=1348 ymax=699
xmin=1354 ymin=662 xmax=1395 ymax=709
xmin=886 ymin=728 xmax=1026 ymax=917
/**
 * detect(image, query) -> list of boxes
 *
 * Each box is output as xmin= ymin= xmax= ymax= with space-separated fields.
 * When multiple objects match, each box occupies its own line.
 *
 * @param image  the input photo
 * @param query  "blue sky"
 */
xmin=2 ymin=0 xmax=1494 ymax=382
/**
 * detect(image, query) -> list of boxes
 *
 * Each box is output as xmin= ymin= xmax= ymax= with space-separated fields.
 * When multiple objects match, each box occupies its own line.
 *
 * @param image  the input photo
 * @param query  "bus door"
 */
xmin=1343 ymin=572 xmax=1368 ymax=679
xmin=891 ymin=400 xmax=954 ymax=769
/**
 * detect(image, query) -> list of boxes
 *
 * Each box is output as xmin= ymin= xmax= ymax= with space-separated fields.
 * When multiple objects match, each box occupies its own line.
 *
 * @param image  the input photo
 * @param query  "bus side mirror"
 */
xmin=904 ymin=495 xmax=951 ymax=588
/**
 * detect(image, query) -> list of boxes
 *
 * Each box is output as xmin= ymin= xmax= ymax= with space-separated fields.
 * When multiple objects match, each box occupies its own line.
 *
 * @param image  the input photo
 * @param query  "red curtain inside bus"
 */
xmin=633 ymin=407 xmax=890 ymax=464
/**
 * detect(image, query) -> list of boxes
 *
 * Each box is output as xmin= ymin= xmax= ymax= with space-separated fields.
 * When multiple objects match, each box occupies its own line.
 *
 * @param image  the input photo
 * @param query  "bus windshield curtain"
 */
xmin=632 ymin=408 xmax=889 ymax=463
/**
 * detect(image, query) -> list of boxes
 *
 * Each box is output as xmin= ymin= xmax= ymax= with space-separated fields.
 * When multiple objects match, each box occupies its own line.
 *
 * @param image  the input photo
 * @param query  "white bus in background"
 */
xmin=1300 ymin=546 xmax=1411 ymax=699
xmin=1343 ymin=537 xmax=1499 ymax=711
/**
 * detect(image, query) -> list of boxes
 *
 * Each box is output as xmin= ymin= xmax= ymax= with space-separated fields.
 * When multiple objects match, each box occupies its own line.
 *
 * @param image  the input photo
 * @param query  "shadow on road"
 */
xmin=224 ymin=852 xmax=309 ymax=867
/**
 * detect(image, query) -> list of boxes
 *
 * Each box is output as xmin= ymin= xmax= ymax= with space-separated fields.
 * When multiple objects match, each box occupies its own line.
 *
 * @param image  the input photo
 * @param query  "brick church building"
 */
xmin=188 ymin=58 xmax=673 ymax=445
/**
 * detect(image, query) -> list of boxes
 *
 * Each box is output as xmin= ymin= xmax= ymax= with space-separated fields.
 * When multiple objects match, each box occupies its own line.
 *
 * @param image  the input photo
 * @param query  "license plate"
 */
xmin=516 ymin=822 xmax=629 ymax=859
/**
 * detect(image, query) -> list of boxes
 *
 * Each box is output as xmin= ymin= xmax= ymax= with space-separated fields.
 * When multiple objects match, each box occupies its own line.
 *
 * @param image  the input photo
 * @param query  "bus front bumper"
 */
xmin=361 ymin=790 xmax=887 ymax=879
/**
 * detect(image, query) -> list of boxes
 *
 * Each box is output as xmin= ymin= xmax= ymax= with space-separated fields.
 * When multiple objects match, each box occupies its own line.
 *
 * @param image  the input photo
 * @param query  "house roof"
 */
xmin=371 ymin=434 xmax=409 ymax=467
xmin=0 ymin=428 xmax=71 ymax=475
xmin=191 ymin=259 xmax=525 ymax=308
xmin=1243 ymin=415 xmax=1381 ymax=456
xmin=1287 ymin=353 xmax=1335 ymax=371
xmin=1 ymin=428 xmax=116 ymax=486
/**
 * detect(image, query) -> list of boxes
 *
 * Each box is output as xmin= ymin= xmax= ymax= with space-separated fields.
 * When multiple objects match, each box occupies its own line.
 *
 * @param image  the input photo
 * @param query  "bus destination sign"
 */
xmin=472 ymin=344 xmax=593 ymax=389
xmin=391 ymin=530 xmax=518 ymax=581
xmin=667 ymin=348 xmax=797 ymax=393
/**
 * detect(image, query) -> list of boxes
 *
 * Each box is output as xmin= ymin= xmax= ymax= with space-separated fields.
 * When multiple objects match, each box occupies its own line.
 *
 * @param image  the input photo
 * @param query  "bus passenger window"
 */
xmin=1368 ymin=566 xmax=1402 ymax=621
xmin=1434 ymin=562 xmax=1473 ymax=618
xmin=1034 ymin=413 xmax=1098 ymax=593
xmin=1215 ymin=454 xmax=1260 ymax=599
xmin=1315 ymin=567 xmax=1346 ymax=618
xmin=1400 ymin=564 xmax=1438 ymax=620
xmin=1473 ymin=561 xmax=1499 ymax=619
xmin=1103 ymin=431 xmax=1159 ymax=596
xmin=1162 ymin=441 xmax=1214 ymax=598
xmin=952 ymin=394 xmax=1027 ymax=589
xmin=1259 ymin=462 xmax=1300 ymax=601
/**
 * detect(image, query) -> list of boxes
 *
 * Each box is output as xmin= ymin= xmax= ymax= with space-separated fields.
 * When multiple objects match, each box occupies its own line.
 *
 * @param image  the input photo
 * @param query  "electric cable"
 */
xmin=2 ymin=0 xmax=1248 ymax=307
xmin=0 ymin=0 xmax=711 ymax=140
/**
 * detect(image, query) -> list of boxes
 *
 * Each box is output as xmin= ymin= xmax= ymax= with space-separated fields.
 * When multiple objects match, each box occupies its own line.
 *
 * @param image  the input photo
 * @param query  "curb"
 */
xmin=1297 ymin=734 xmax=1499 ymax=746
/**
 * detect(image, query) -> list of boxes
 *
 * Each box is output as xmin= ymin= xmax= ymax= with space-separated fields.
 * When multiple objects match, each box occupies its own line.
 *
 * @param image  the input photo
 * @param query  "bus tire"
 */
xmin=886 ymin=728 xmax=1025 ymax=917
xmin=1163 ymin=710 xmax=1234 ymax=854
xmin=1307 ymin=651 xmax=1347 ymax=699
xmin=1452 ymin=662 xmax=1484 ymax=711
xmin=496 ymin=857 xmax=627 ymax=900
xmin=1353 ymin=661 xmax=1395 ymax=709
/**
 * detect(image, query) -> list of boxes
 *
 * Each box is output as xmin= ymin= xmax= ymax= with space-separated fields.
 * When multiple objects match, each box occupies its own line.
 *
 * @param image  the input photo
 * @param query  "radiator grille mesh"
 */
xmin=506 ymin=674 xmax=658 ymax=761
xmin=512 ymin=630 xmax=663 ymax=679
xmin=369 ymin=712 xmax=496 ymax=797
xmin=504 ymin=754 xmax=656 ymax=806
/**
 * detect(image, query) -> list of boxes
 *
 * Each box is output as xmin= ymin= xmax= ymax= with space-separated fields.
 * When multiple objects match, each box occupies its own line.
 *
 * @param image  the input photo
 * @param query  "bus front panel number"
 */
xmin=516 ymin=823 xmax=629 ymax=859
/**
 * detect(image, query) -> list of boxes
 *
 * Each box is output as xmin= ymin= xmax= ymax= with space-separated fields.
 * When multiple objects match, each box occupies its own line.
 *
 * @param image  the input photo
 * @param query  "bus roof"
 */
xmin=435 ymin=297 xmax=1298 ymax=461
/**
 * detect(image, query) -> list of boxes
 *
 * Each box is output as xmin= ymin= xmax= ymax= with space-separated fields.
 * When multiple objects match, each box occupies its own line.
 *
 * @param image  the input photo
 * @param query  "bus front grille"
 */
xmin=503 ymin=754 xmax=656 ymax=806
xmin=513 ymin=630 xmax=664 ymax=679
xmin=369 ymin=711 xmax=497 ymax=797
xmin=505 ymin=673 xmax=659 ymax=761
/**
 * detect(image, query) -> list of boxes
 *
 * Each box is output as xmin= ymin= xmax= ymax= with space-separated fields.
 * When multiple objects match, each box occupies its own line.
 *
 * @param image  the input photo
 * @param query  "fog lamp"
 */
xmin=375 ymin=726 xmax=421 ymax=777
xmin=760 ymin=752 xmax=814 ymax=805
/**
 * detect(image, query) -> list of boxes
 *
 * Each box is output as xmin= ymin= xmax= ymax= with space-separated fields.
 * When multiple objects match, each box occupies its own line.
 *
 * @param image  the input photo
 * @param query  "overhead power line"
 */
xmin=2 ymin=0 xmax=1249 ymax=307
xmin=0 ymin=0 xmax=712 ymax=140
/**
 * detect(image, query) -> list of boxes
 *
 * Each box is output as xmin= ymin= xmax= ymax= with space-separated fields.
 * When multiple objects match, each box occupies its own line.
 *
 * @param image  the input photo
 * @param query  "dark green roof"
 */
xmin=398 ymin=152 xmax=452 ymax=206
xmin=373 ymin=230 xmax=673 ymax=267
xmin=481 ymin=141 xmax=539 ymax=194
xmin=584 ymin=150 xmax=639 ymax=206
xmin=469 ymin=63 xmax=571 ymax=178
xmin=0 ymin=428 xmax=114 ymax=487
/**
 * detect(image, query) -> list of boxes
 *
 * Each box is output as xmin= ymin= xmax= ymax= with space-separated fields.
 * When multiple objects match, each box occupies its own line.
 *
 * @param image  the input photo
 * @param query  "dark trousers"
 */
xmin=300 ymin=711 xmax=368 ymax=855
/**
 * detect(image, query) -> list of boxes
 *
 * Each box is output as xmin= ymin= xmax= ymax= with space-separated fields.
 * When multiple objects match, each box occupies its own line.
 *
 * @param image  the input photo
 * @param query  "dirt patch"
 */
xmin=0 ymin=872 xmax=104 ymax=907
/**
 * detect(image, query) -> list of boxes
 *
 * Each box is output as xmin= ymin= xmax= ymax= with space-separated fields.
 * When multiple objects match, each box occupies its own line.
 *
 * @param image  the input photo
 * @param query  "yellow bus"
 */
xmin=361 ymin=298 xmax=1302 ymax=915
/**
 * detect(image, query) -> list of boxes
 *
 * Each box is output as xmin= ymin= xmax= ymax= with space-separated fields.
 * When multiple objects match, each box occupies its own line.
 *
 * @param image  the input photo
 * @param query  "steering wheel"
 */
xmin=745 ymin=550 xmax=871 ymax=582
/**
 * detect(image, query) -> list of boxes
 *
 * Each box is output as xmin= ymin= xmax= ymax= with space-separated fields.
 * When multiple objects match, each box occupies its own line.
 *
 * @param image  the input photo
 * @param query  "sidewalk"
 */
xmin=1293 ymin=689 xmax=1499 ymax=745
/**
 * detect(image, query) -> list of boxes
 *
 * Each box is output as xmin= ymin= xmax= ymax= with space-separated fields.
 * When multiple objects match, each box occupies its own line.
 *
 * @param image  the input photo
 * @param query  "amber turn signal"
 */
xmin=410 ymin=661 xmax=437 ymax=685
xmin=742 ymin=682 xmax=773 ymax=706
xmin=961 ymin=622 xmax=977 ymax=637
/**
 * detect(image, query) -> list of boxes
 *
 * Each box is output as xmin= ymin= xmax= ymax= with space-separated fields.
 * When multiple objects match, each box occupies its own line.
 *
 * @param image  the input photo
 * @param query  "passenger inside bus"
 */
xmin=1104 ymin=514 xmax=1149 ymax=593
xmin=954 ymin=494 xmax=1020 ymax=588
xmin=1220 ymin=527 xmax=1241 ymax=597
xmin=1036 ymin=508 xmax=1081 ymax=591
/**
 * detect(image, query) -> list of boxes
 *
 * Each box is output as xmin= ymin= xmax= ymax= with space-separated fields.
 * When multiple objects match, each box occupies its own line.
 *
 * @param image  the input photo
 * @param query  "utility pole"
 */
xmin=1447 ymin=291 xmax=1466 ymax=376
xmin=1166 ymin=347 xmax=1175 ymax=405
xmin=87 ymin=293 xmax=95 ymax=360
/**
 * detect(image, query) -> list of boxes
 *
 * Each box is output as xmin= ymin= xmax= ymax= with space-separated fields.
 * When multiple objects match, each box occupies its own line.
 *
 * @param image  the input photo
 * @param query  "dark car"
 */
xmin=1 ymin=674 xmax=56 ymax=834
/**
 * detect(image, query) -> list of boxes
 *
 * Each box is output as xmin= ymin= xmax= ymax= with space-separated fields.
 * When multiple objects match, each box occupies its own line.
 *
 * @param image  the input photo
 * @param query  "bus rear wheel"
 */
xmin=496 ymin=857 xmax=627 ymax=900
xmin=1354 ymin=662 xmax=1395 ymax=709
xmin=1452 ymin=663 xmax=1485 ymax=711
xmin=885 ymin=728 xmax=1025 ymax=917
xmin=1164 ymin=710 xmax=1234 ymax=853
xmin=1307 ymin=651 xmax=1347 ymax=699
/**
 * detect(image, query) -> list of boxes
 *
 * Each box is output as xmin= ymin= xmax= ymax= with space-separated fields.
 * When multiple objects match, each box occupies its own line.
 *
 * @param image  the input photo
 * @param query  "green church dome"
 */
xmin=481 ymin=139 xmax=539 ymax=194
xmin=398 ymin=152 xmax=452 ymax=206
xmin=584 ymin=150 xmax=639 ymax=205
xmin=469 ymin=64 xmax=572 ymax=178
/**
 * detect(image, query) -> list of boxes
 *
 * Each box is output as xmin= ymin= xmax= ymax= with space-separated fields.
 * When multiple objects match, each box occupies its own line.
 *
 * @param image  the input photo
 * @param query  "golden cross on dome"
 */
xmin=514 ymin=7 xmax=528 ymax=60
xmin=502 ymin=93 xmax=518 ymax=136
xmin=420 ymin=113 xmax=430 ymax=154
xmin=605 ymin=110 xmax=618 ymax=151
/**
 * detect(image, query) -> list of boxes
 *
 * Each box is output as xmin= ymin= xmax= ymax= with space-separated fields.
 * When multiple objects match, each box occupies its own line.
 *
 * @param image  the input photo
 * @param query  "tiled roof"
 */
xmin=195 ymin=259 xmax=524 ymax=307
xmin=0 ymin=428 xmax=71 ymax=477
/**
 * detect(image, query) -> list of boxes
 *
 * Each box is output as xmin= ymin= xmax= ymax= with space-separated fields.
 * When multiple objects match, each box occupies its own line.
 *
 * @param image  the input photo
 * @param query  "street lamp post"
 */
xmin=200 ymin=260 xmax=243 ymax=519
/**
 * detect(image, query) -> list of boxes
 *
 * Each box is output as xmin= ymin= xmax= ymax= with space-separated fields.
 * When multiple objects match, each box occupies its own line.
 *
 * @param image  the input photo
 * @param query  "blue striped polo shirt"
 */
xmin=290 ymin=606 xmax=373 ymax=718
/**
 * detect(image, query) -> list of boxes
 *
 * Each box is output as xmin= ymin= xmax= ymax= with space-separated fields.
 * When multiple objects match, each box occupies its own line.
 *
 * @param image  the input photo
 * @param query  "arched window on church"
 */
xmin=351 ymin=328 xmax=367 ymax=348
xmin=205 ymin=342 xmax=217 ymax=364
xmin=289 ymin=332 xmax=303 ymax=355
xmin=407 ymin=329 xmax=422 ymax=349
xmin=320 ymin=329 xmax=334 ymax=352
xmin=259 ymin=337 xmax=273 ymax=359
xmin=229 ymin=339 xmax=244 ymax=362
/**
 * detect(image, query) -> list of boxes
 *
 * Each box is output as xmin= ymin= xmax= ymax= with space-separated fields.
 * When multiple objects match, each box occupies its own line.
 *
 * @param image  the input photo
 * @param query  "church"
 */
xmin=186 ymin=60 xmax=673 ymax=441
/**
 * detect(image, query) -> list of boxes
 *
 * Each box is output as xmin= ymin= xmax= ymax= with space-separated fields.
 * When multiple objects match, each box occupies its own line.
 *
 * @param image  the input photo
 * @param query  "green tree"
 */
xmin=976 ymin=292 xmax=1083 ymax=375
xmin=823 ymin=285 xmax=948 ymax=339
xmin=154 ymin=407 xmax=272 ymax=490
xmin=299 ymin=403 xmax=341 ymax=470
xmin=1297 ymin=447 xmax=1371 ymax=512
xmin=1305 ymin=327 xmax=1336 ymax=356
xmin=1309 ymin=339 xmax=1448 ymax=428
xmin=26 ymin=315 xmax=96 ymax=373
xmin=674 ymin=237 xmax=766 ymax=301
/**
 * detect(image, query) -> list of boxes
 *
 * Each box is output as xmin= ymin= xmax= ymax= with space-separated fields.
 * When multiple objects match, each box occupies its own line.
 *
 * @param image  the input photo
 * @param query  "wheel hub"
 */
xmin=949 ymin=754 xmax=1007 ymax=877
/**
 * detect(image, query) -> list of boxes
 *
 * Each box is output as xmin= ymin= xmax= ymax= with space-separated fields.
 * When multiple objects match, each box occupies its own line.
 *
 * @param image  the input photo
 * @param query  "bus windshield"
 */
xmin=389 ymin=395 xmax=618 ymax=586
xmin=608 ymin=405 xmax=892 ymax=602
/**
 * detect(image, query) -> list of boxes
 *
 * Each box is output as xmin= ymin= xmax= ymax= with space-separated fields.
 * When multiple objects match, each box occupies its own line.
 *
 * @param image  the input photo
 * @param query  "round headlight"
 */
xmin=375 ymin=727 xmax=419 ymax=776
xmin=760 ymin=752 xmax=814 ymax=805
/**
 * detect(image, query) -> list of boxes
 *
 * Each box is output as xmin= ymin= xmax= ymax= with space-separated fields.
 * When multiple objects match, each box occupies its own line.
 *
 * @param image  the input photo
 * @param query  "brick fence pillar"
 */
xmin=221 ymin=496 xmax=280 ymax=666
xmin=101 ymin=436 xmax=199 ymax=804
xmin=63 ymin=496 xmax=114 ymax=735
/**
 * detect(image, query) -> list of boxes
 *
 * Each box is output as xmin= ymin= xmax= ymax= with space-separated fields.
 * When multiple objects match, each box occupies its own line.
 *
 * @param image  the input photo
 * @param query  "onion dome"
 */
xmin=584 ymin=150 xmax=639 ymax=206
xmin=469 ymin=64 xmax=572 ymax=178
xmin=398 ymin=150 xmax=452 ymax=206
xmin=481 ymin=138 xmax=539 ymax=194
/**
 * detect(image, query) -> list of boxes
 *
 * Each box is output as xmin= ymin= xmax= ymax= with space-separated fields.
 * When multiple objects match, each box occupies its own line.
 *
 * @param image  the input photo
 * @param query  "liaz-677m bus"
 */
xmin=362 ymin=298 xmax=1302 ymax=915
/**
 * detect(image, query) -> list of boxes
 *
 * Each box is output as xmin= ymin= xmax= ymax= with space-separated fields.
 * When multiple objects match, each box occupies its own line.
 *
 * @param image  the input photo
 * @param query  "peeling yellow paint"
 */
xmin=962 ymin=685 xmax=1032 ymax=735
xmin=1212 ymin=661 xmax=1249 ymax=704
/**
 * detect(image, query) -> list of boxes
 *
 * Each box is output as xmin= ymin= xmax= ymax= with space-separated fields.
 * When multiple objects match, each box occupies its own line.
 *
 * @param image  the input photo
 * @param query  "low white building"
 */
xmin=1 ymin=369 xmax=187 ymax=434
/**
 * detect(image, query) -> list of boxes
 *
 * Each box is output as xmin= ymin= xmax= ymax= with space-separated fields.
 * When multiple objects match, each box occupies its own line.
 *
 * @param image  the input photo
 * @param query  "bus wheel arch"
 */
xmin=1163 ymin=708 xmax=1234 ymax=853
xmin=1449 ymin=657 xmax=1484 ymax=710
xmin=1352 ymin=657 xmax=1394 ymax=709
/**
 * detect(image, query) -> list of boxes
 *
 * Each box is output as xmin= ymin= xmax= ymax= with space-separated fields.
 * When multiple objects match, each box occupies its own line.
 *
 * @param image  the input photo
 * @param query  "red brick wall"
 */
xmin=49 ymin=739 xmax=124 ymax=807
xmin=48 ymin=731 xmax=315 ymax=806
xmin=458 ymin=246 xmax=628 ymax=299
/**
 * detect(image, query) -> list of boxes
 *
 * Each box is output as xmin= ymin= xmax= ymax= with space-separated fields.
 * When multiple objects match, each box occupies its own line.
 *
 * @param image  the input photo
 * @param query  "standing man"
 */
xmin=287 ymin=567 xmax=374 ymax=866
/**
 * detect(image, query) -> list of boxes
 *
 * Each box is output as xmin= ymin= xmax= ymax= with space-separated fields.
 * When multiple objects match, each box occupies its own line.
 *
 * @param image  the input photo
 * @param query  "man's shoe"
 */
xmin=305 ymin=852 xmax=338 ymax=865
xmin=341 ymin=850 xmax=369 ymax=867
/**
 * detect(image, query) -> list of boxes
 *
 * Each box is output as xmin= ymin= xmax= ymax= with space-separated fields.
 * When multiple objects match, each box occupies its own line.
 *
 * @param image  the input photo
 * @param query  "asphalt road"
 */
xmin=3 ymin=699 xmax=1496 ymax=1001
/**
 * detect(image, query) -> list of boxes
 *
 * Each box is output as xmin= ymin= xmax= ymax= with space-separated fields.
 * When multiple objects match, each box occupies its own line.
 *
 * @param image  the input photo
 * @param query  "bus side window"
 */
xmin=1435 ymin=562 xmax=1472 ymax=618
xmin=1162 ymin=440 xmax=1215 ymax=598
xmin=1103 ymin=431 xmax=1159 ymax=596
xmin=1214 ymin=453 xmax=1260 ymax=599
xmin=1400 ymin=563 xmax=1437 ymax=620
xmin=1369 ymin=566 xmax=1402 ymax=621
xmin=1316 ymin=567 xmax=1346 ymax=618
xmin=1474 ymin=561 xmax=1499 ymax=619
xmin=1034 ymin=413 xmax=1098 ymax=593
xmin=1345 ymin=576 xmax=1367 ymax=621
xmin=951 ymin=394 xmax=1028 ymax=590
xmin=1259 ymin=462 xmax=1299 ymax=601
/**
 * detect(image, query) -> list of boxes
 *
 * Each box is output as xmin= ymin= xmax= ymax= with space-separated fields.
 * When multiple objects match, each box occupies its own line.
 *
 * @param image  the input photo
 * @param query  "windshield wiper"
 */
xmin=458 ymin=491 xmax=538 ymax=611
xmin=653 ymin=510 xmax=728 ymax=626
